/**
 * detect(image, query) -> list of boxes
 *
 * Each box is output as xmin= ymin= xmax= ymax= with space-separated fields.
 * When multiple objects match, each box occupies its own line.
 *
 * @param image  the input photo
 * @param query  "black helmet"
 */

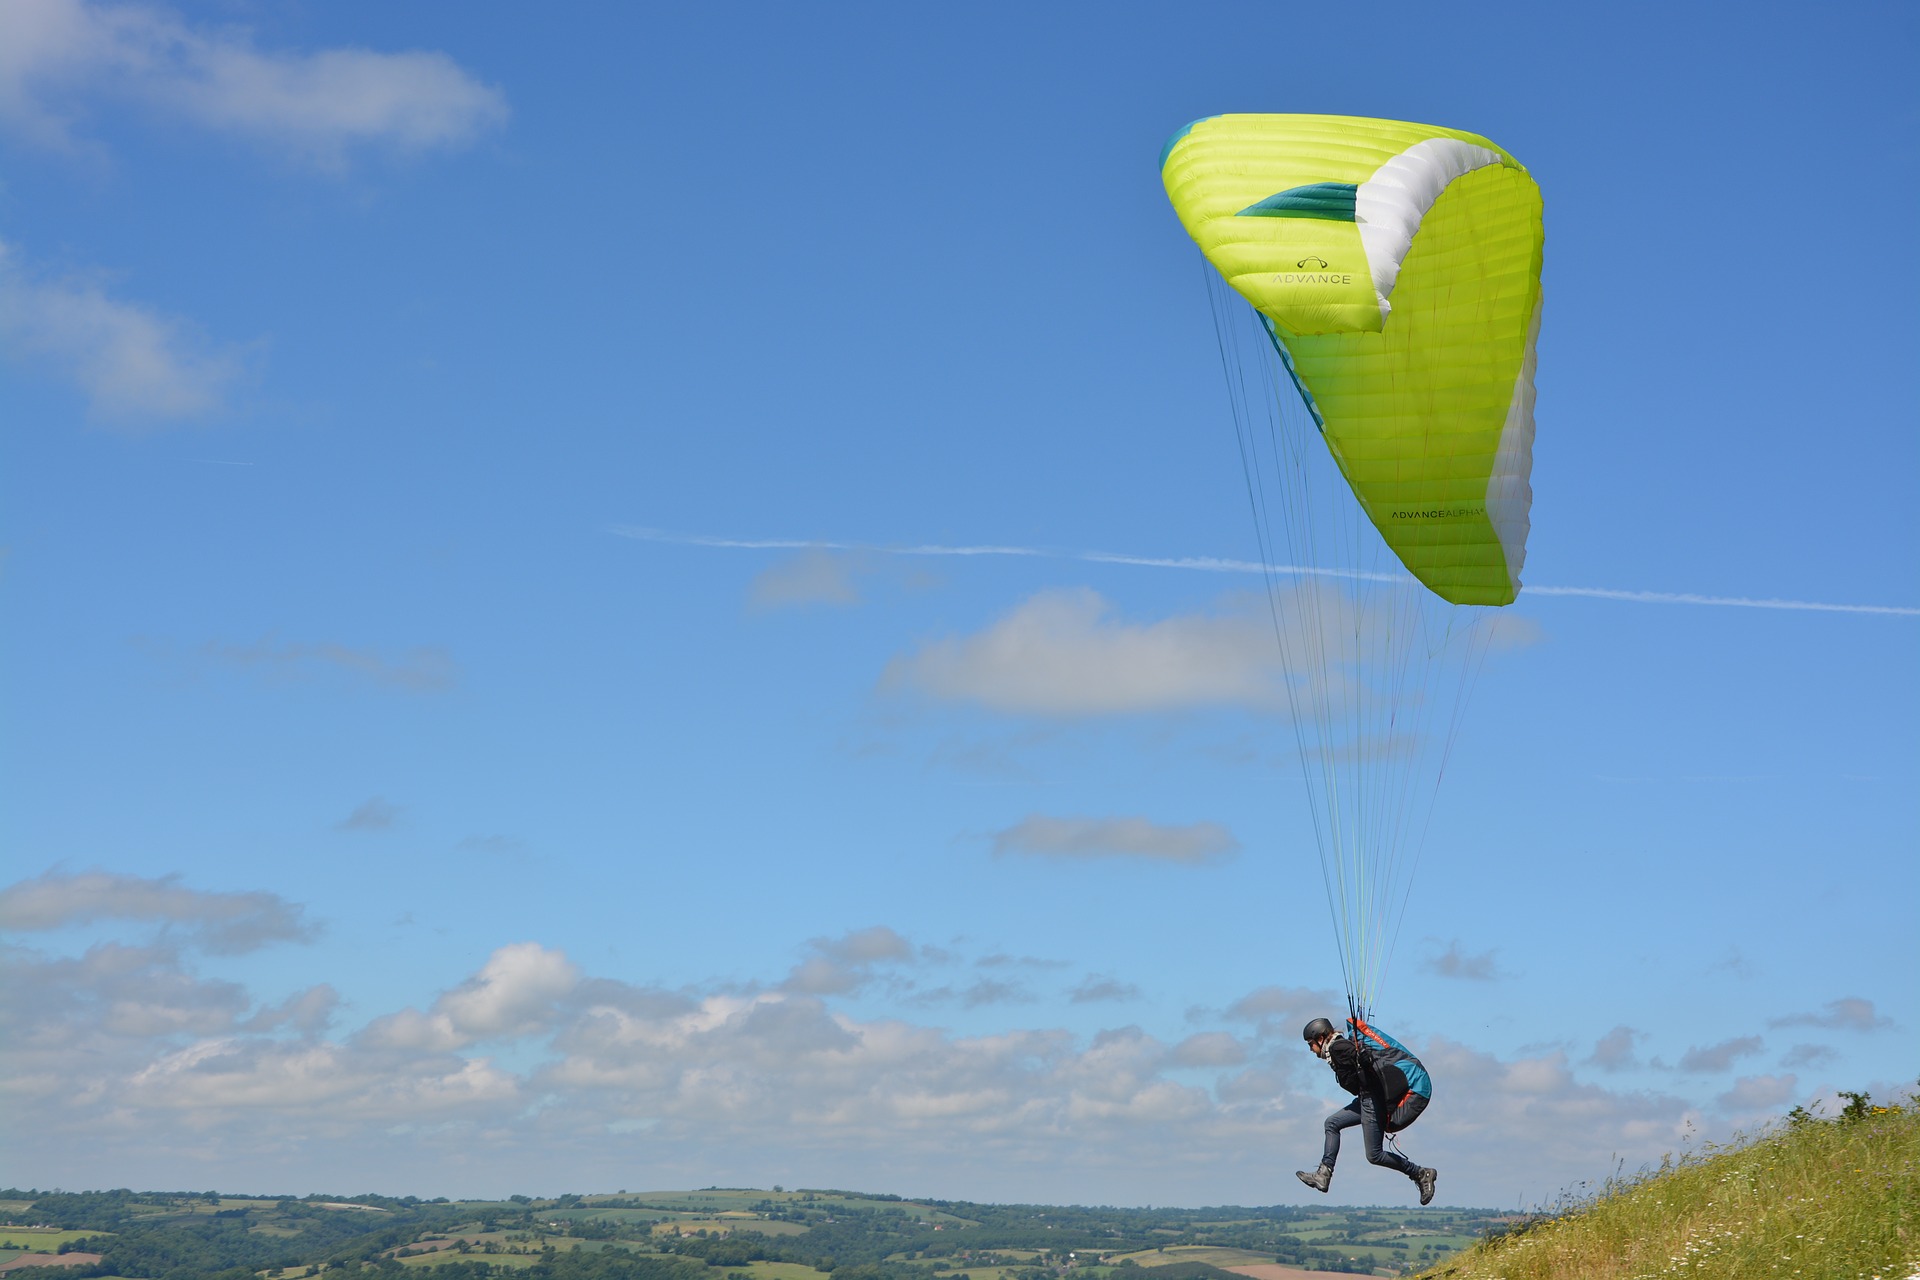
xmin=1302 ymin=1017 xmax=1335 ymax=1043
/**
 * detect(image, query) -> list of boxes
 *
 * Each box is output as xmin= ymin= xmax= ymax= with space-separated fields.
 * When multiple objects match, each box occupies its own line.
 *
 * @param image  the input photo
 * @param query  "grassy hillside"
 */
xmin=1415 ymin=1092 xmax=1918 ymax=1279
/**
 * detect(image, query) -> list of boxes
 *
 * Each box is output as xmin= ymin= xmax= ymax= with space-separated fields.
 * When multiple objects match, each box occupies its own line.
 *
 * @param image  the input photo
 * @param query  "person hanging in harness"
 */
xmin=1296 ymin=1014 xmax=1439 ymax=1205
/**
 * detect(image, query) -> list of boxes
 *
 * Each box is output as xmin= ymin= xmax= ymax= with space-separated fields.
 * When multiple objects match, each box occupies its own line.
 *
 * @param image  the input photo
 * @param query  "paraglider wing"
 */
xmin=1162 ymin=114 xmax=1545 ymax=605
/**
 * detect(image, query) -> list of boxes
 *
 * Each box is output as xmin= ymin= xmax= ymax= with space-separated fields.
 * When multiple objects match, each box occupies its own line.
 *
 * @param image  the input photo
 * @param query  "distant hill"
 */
xmin=0 ymin=1185 xmax=1512 ymax=1278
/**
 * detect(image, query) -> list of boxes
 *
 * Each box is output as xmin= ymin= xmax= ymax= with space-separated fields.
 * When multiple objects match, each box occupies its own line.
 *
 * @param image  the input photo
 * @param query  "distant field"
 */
xmin=618 ymin=1193 xmax=780 ymax=1211
xmin=385 ymin=1235 xmax=631 ymax=1271
xmin=733 ymin=1261 xmax=828 ymax=1280
xmin=0 ymin=1253 xmax=103 ymax=1274
xmin=1215 ymin=1266 xmax=1326 ymax=1280
xmin=649 ymin=1218 xmax=810 ymax=1237
xmin=398 ymin=1252 xmax=541 ymax=1271
xmin=1109 ymin=1247 xmax=1276 ymax=1268
xmin=0 ymin=1230 xmax=105 ymax=1250
xmin=610 ymin=1191 xmax=969 ymax=1226
xmin=393 ymin=1243 xmax=679 ymax=1274
xmin=537 ymin=1212 xmax=672 ymax=1228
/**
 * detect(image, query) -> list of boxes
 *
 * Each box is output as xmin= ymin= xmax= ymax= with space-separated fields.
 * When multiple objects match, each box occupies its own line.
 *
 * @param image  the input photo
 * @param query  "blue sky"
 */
xmin=2 ymin=0 xmax=1915 ymax=1209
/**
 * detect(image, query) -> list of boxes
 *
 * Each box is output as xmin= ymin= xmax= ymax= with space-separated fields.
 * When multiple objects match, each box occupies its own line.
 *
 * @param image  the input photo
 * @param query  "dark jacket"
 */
xmin=1327 ymin=1017 xmax=1433 ymax=1106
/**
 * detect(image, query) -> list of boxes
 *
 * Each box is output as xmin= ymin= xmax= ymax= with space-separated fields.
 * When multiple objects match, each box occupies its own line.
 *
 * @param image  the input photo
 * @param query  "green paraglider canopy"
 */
xmin=1163 ymin=113 xmax=1545 ymax=606
xmin=1163 ymin=114 xmax=1544 ymax=1013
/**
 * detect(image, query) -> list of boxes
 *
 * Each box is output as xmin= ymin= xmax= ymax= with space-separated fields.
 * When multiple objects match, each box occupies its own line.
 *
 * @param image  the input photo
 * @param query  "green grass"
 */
xmin=729 ymin=1261 xmax=828 ymax=1280
xmin=0 ymin=1229 xmax=107 ymax=1249
xmin=1414 ymin=1097 xmax=1919 ymax=1279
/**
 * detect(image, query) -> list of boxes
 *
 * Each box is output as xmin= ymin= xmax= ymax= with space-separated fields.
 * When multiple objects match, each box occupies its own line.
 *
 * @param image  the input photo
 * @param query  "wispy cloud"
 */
xmin=1215 ymin=983 xmax=1340 ymax=1035
xmin=881 ymin=588 xmax=1293 ymax=716
xmin=1166 ymin=1032 xmax=1248 ymax=1068
xmin=610 ymin=526 xmax=1920 ymax=617
xmin=154 ymin=635 xmax=459 ymax=691
xmin=335 ymin=797 xmax=401 ymax=832
xmin=1585 ymin=1025 xmax=1645 ymax=1072
xmin=1422 ymin=939 xmax=1504 ymax=982
xmin=1768 ymin=997 xmax=1891 ymax=1032
xmin=0 ymin=869 xmax=315 ymax=953
xmin=1779 ymin=1043 xmax=1838 ymax=1069
xmin=0 ymin=237 xmax=244 ymax=424
xmin=992 ymin=814 xmax=1239 ymax=866
xmin=1718 ymin=1073 xmax=1798 ymax=1113
xmin=911 ymin=977 xmax=1036 ymax=1009
xmin=0 ymin=0 xmax=507 ymax=163
xmin=454 ymin=834 xmax=530 ymax=861
xmin=1070 ymin=975 xmax=1142 ymax=1004
xmin=749 ymin=549 xmax=863 ymax=610
xmin=1677 ymin=1035 xmax=1766 ymax=1074
xmin=1519 ymin=585 xmax=1915 ymax=616
xmin=781 ymin=926 xmax=918 ymax=997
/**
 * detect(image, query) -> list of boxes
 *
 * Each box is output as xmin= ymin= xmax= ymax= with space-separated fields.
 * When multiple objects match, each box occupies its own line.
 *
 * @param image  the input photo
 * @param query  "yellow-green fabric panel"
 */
xmin=1161 ymin=114 xmax=1543 ymax=605
xmin=1163 ymin=114 xmax=1516 ymax=335
xmin=1287 ymin=163 xmax=1541 ymax=605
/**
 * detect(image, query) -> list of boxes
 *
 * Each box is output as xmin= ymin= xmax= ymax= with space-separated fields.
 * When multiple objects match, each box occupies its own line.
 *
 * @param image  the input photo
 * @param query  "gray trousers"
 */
xmin=1322 ymin=1093 xmax=1426 ymax=1174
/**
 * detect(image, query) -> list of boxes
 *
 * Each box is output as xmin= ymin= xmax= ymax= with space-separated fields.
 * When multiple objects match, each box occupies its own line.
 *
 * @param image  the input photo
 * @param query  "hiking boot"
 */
xmin=1414 ymin=1166 xmax=1438 ymax=1206
xmin=1295 ymin=1166 xmax=1332 ymax=1193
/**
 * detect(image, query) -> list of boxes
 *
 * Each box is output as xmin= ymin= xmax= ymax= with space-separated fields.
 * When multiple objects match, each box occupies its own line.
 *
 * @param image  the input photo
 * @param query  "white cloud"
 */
xmin=336 ymin=796 xmax=401 ymax=832
xmin=361 ymin=942 xmax=580 ymax=1052
xmin=0 ymin=869 xmax=315 ymax=952
xmin=813 ymin=925 xmax=915 ymax=966
xmin=881 ymin=588 xmax=1292 ymax=716
xmin=0 ymin=882 xmax=1879 ymax=1207
xmin=1413 ymin=1036 xmax=1698 ymax=1196
xmin=749 ymin=550 xmax=862 ymax=610
xmin=781 ymin=926 xmax=917 ymax=996
xmin=0 ymin=238 xmax=243 ymax=423
xmin=0 ymin=0 xmax=507 ymax=162
xmin=1706 ymin=947 xmax=1755 ymax=979
xmin=125 ymin=1036 xmax=519 ymax=1116
xmin=975 ymin=952 xmax=1068 ymax=971
xmin=1677 ymin=1036 xmax=1766 ymax=1074
xmin=1585 ymin=1025 xmax=1644 ymax=1072
xmin=1778 ymin=1042 xmax=1837 ymax=1069
xmin=878 ymin=584 xmax=1521 ymax=735
xmin=1219 ymin=983 xmax=1340 ymax=1037
xmin=1422 ymin=939 xmax=1503 ymax=982
xmin=992 ymin=814 xmax=1238 ymax=866
xmin=1768 ymin=997 xmax=1890 ymax=1032
xmin=2 ymin=940 xmax=251 ymax=1041
xmin=1069 ymin=976 xmax=1141 ymax=1004
xmin=911 ymin=978 xmax=1035 ymax=1009
xmin=1166 ymin=1032 xmax=1248 ymax=1069
xmin=1717 ymin=1073 xmax=1798 ymax=1113
xmin=244 ymin=984 xmax=340 ymax=1036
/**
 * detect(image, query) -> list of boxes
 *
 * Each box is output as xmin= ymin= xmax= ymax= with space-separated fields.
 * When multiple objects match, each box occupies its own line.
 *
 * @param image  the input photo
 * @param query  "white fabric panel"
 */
xmin=1354 ymin=138 xmax=1505 ymax=323
xmin=1486 ymin=290 xmax=1543 ymax=596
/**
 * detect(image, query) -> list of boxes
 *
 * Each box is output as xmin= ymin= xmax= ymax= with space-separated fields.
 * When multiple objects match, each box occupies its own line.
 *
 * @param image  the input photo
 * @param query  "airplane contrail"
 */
xmin=606 ymin=526 xmax=1919 ymax=617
